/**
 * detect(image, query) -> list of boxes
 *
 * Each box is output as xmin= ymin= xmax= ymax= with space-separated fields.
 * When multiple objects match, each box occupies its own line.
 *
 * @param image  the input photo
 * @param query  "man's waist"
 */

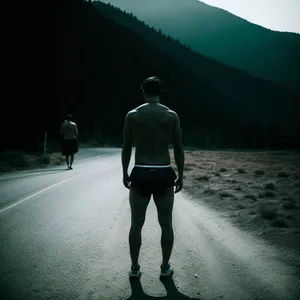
xmin=134 ymin=163 xmax=171 ymax=168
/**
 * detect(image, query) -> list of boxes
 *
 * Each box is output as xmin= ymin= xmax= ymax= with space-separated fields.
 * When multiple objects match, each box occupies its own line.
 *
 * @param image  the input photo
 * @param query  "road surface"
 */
xmin=0 ymin=148 xmax=299 ymax=300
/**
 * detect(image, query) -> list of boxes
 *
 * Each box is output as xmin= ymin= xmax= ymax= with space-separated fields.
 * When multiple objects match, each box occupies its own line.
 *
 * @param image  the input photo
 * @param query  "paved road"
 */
xmin=0 ymin=148 xmax=299 ymax=300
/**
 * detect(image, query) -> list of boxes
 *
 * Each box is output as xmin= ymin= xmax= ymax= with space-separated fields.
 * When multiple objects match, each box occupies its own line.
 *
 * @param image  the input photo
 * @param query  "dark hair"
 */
xmin=65 ymin=114 xmax=72 ymax=121
xmin=141 ymin=76 xmax=163 ymax=96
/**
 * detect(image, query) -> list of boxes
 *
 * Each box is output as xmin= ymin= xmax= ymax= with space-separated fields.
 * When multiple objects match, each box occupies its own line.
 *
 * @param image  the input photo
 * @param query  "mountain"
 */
xmin=97 ymin=0 xmax=300 ymax=93
xmin=93 ymin=1 xmax=300 ymax=148
xmin=1 ymin=0 xmax=299 ymax=152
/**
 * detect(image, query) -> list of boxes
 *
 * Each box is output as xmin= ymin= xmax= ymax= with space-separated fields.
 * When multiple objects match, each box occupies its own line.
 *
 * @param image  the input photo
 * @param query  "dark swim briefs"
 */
xmin=61 ymin=138 xmax=78 ymax=156
xmin=129 ymin=164 xmax=177 ymax=195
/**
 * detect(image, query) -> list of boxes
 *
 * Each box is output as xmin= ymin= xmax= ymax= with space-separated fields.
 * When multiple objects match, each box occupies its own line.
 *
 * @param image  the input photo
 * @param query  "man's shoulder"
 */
xmin=124 ymin=109 xmax=137 ymax=124
xmin=166 ymin=108 xmax=177 ymax=115
xmin=126 ymin=109 xmax=138 ymax=118
xmin=62 ymin=121 xmax=76 ymax=125
xmin=132 ymin=103 xmax=176 ymax=112
xmin=126 ymin=104 xmax=146 ymax=117
xmin=161 ymin=106 xmax=177 ymax=119
xmin=126 ymin=104 xmax=177 ymax=119
xmin=133 ymin=103 xmax=148 ymax=111
xmin=157 ymin=104 xmax=177 ymax=115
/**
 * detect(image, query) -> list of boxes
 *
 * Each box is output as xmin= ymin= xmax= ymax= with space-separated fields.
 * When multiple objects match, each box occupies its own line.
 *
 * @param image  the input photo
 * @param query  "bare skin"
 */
xmin=122 ymin=95 xmax=185 ymax=272
xmin=60 ymin=121 xmax=78 ymax=169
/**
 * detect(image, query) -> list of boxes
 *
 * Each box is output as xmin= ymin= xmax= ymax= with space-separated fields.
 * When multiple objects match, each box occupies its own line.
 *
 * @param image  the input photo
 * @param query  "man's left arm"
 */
xmin=74 ymin=124 xmax=79 ymax=139
xmin=122 ymin=112 xmax=133 ymax=179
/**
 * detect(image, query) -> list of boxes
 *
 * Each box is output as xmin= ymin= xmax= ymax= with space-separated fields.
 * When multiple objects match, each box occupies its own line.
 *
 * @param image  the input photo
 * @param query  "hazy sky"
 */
xmin=200 ymin=0 xmax=300 ymax=33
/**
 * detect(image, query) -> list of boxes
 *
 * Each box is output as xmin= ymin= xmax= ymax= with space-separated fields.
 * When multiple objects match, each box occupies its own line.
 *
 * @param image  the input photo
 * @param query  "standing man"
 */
xmin=60 ymin=114 xmax=79 ymax=169
xmin=121 ymin=76 xmax=185 ymax=279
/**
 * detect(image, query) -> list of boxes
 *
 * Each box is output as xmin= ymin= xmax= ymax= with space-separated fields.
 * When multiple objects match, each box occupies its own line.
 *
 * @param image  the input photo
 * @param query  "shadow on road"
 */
xmin=0 ymin=168 xmax=70 ymax=182
xmin=126 ymin=275 xmax=202 ymax=300
xmin=23 ymin=168 xmax=70 ymax=174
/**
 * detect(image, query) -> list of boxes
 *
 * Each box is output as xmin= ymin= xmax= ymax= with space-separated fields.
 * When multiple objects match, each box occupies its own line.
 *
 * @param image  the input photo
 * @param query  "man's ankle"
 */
xmin=131 ymin=263 xmax=140 ymax=270
xmin=161 ymin=263 xmax=170 ymax=270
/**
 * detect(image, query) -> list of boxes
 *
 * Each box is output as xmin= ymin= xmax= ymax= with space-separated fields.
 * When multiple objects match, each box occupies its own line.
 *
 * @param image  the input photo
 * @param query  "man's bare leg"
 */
xmin=65 ymin=155 xmax=70 ymax=168
xmin=129 ymin=188 xmax=151 ymax=269
xmin=153 ymin=187 xmax=174 ymax=269
xmin=70 ymin=154 xmax=74 ymax=169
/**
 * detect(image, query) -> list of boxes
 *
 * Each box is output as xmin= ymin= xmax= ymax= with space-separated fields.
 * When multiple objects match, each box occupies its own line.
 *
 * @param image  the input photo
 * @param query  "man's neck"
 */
xmin=146 ymin=96 xmax=159 ymax=103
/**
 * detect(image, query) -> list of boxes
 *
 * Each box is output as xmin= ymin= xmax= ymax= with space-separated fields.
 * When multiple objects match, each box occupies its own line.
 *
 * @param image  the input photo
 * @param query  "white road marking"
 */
xmin=0 ymin=164 xmax=109 ymax=214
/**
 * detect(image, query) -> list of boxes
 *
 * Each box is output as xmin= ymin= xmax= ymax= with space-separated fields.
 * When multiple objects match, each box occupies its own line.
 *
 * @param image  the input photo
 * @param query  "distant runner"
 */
xmin=60 ymin=114 xmax=79 ymax=170
xmin=121 ymin=76 xmax=185 ymax=279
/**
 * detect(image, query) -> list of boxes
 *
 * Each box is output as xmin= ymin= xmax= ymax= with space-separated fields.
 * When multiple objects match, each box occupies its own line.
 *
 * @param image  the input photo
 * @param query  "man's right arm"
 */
xmin=172 ymin=112 xmax=185 ymax=178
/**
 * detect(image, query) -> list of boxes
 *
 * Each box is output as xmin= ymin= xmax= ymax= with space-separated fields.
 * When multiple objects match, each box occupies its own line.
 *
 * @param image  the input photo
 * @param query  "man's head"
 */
xmin=65 ymin=114 xmax=73 ymax=121
xmin=141 ymin=76 xmax=163 ymax=100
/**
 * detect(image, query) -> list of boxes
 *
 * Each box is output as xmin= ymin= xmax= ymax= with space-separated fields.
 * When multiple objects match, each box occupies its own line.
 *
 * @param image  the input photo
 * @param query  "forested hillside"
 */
xmin=1 ymin=0 xmax=299 ymax=152
xmin=98 ymin=0 xmax=300 ymax=93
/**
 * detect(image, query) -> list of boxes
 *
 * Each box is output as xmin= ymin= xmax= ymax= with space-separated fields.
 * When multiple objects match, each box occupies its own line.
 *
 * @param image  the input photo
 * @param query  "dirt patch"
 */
xmin=0 ymin=151 xmax=65 ymax=172
xmin=171 ymin=150 xmax=300 ymax=251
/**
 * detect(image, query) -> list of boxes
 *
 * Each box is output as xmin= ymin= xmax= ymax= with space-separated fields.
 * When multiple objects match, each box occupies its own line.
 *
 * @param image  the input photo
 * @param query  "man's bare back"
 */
xmin=60 ymin=121 xmax=78 ymax=140
xmin=127 ymin=103 xmax=177 ymax=165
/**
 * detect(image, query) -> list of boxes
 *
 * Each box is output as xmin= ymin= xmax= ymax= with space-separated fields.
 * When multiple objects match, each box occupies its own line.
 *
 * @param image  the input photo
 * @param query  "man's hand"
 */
xmin=174 ymin=176 xmax=183 ymax=193
xmin=123 ymin=174 xmax=131 ymax=189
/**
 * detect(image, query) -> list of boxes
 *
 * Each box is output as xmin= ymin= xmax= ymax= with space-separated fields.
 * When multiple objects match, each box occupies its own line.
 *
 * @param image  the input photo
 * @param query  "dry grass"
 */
xmin=173 ymin=149 xmax=300 ymax=250
xmin=277 ymin=171 xmax=290 ymax=178
xmin=258 ymin=204 xmax=278 ymax=220
xmin=195 ymin=174 xmax=210 ymax=181
xmin=0 ymin=151 xmax=65 ymax=172
xmin=237 ymin=168 xmax=246 ymax=174
xmin=265 ymin=181 xmax=276 ymax=190
xmin=254 ymin=169 xmax=265 ymax=175
xmin=259 ymin=191 xmax=275 ymax=198
xmin=49 ymin=153 xmax=65 ymax=166
xmin=219 ymin=191 xmax=233 ymax=198
xmin=244 ymin=193 xmax=257 ymax=200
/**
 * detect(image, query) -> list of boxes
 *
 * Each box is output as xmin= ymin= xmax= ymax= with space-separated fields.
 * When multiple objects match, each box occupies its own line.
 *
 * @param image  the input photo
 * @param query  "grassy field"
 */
xmin=171 ymin=150 xmax=300 ymax=251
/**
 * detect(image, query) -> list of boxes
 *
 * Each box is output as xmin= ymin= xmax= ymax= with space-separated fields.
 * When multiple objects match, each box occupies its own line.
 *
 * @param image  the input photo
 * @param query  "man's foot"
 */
xmin=160 ymin=264 xmax=173 ymax=278
xmin=129 ymin=264 xmax=141 ymax=279
xmin=69 ymin=166 xmax=73 ymax=170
